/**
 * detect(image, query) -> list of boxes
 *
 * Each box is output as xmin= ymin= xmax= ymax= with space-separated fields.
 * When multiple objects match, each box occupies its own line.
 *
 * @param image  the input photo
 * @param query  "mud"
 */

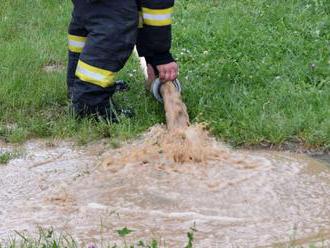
xmin=312 ymin=154 xmax=330 ymax=168
xmin=1 ymin=128 xmax=330 ymax=247
xmin=104 ymin=125 xmax=226 ymax=166
xmin=152 ymin=80 xmax=211 ymax=163
xmin=160 ymin=81 xmax=190 ymax=131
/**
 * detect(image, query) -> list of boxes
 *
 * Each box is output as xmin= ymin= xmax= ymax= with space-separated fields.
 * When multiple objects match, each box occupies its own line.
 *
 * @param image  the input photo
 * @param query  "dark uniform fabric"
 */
xmin=67 ymin=0 xmax=175 ymax=118
xmin=136 ymin=0 xmax=175 ymax=66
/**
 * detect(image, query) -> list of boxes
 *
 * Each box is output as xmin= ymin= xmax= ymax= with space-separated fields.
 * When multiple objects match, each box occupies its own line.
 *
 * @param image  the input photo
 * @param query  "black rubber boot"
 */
xmin=72 ymin=80 xmax=134 ymax=122
xmin=72 ymin=99 xmax=135 ymax=122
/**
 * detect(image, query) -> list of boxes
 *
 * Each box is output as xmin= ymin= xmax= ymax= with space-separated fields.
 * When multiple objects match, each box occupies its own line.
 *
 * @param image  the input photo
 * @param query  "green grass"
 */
xmin=0 ymin=152 xmax=12 ymax=164
xmin=0 ymin=0 xmax=329 ymax=148
xmin=1 ymin=227 xmax=326 ymax=248
xmin=0 ymin=227 xmax=196 ymax=248
xmin=0 ymin=151 xmax=17 ymax=164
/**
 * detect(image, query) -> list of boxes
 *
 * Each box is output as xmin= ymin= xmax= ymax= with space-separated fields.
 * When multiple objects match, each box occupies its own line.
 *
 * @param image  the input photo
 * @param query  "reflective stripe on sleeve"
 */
xmin=68 ymin=34 xmax=87 ymax=53
xmin=142 ymin=7 xmax=173 ymax=26
xmin=75 ymin=60 xmax=116 ymax=88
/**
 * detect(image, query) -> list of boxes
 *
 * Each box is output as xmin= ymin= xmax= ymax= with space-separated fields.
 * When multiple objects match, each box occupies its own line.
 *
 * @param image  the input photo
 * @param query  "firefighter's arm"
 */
xmin=136 ymin=0 xmax=178 ymax=81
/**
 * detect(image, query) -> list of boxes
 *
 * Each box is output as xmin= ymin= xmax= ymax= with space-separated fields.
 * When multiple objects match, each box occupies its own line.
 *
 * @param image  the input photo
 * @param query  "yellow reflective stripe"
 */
xmin=143 ymin=19 xmax=172 ymax=26
xmin=142 ymin=7 xmax=173 ymax=26
xmin=78 ymin=60 xmax=113 ymax=77
xmin=142 ymin=7 xmax=173 ymax=15
xmin=76 ymin=60 xmax=116 ymax=88
xmin=68 ymin=34 xmax=87 ymax=53
xmin=68 ymin=34 xmax=87 ymax=42
xmin=68 ymin=45 xmax=83 ymax=53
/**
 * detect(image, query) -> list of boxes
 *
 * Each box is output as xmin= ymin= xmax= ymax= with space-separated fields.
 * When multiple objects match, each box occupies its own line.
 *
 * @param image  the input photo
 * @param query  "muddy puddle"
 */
xmin=0 ymin=125 xmax=330 ymax=247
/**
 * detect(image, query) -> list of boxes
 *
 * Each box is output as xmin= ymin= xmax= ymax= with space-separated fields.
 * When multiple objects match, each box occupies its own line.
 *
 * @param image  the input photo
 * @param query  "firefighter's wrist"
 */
xmin=145 ymin=52 xmax=175 ymax=68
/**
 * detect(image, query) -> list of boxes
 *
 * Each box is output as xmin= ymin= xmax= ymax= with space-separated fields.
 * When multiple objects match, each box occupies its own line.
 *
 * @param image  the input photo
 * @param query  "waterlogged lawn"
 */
xmin=0 ymin=0 xmax=329 ymax=148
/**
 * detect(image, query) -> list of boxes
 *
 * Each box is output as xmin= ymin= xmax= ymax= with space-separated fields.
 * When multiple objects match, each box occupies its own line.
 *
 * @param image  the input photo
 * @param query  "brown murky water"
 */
xmin=0 ymin=126 xmax=330 ymax=247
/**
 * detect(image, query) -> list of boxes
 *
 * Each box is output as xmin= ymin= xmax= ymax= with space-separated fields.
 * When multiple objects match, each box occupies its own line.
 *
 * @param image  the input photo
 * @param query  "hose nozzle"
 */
xmin=151 ymin=79 xmax=182 ymax=102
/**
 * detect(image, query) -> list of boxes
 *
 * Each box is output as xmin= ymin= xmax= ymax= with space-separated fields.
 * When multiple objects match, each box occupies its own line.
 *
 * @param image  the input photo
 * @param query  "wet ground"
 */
xmin=0 ymin=126 xmax=329 ymax=247
xmin=312 ymin=154 xmax=330 ymax=168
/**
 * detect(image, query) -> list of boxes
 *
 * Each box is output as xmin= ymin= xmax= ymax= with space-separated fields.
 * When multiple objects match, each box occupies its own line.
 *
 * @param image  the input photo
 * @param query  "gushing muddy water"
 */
xmin=0 ymin=126 xmax=330 ymax=247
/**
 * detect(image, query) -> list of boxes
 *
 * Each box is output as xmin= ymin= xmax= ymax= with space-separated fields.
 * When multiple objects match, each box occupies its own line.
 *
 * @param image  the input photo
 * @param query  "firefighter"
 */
xmin=67 ymin=0 xmax=178 ymax=120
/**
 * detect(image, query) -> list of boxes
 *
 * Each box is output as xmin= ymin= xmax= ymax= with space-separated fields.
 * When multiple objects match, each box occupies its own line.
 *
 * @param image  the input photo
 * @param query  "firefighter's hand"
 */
xmin=157 ymin=62 xmax=178 ymax=82
xmin=146 ymin=62 xmax=179 ymax=85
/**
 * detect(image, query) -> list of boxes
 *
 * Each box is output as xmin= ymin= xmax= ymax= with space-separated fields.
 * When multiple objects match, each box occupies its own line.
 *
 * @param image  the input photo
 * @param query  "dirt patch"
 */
xmin=42 ymin=62 xmax=65 ymax=73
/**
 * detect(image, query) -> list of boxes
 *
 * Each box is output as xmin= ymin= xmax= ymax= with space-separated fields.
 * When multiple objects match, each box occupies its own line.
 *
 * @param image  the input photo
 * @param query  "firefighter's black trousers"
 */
xmin=67 ymin=0 xmax=138 ymax=117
